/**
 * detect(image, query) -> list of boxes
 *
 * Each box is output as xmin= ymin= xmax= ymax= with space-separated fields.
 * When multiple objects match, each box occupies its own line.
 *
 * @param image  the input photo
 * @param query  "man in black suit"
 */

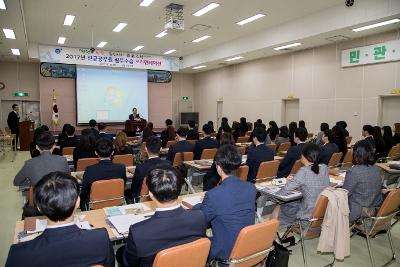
xmin=97 ymin=122 xmax=113 ymax=141
xmin=129 ymin=107 xmax=141 ymax=120
xmin=131 ymin=136 xmax=171 ymax=202
xmin=277 ymin=127 xmax=308 ymax=177
xmin=89 ymin=119 xmax=100 ymax=137
xmin=117 ymin=165 xmax=207 ymax=267
xmin=319 ymin=129 xmax=339 ymax=165
xmin=6 ymin=171 xmax=114 ymax=267
xmin=80 ymin=138 xmax=126 ymax=210
xmin=186 ymin=119 xmax=199 ymax=140
xmin=7 ymin=104 xmax=20 ymax=150
xmin=362 ymin=124 xmax=375 ymax=148
xmin=194 ymin=124 xmax=219 ymax=160
xmin=166 ymin=127 xmax=194 ymax=162
xmin=246 ymin=127 xmax=274 ymax=181
xmin=59 ymin=124 xmax=79 ymax=153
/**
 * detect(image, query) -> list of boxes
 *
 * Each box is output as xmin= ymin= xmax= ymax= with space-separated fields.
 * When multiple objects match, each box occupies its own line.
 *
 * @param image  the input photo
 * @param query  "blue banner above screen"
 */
xmin=76 ymin=65 xmax=148 ymax=124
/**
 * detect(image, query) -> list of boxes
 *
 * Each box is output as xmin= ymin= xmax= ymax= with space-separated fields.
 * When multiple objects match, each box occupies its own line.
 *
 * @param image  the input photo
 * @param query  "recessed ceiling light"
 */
xmin=192 ymin=35 xmax=211 ymax=43
xmin=139 ymin=0 xmax=154 ymax=7
xmin=274 ymin=42 xmax=302 ymax=51
xmin=352 ymin=18 xmax=400 ymax=32
xmin=155 ymin=30 xmax=167 ymax=38
xmin=164 ymin=49 xmax=176 ymax=55
xmin=0 ymin=0 xmax=6 ymax=10
xmin=193 ymin=3 xmax=220 ymax=16
xmin=236 ymin=14 xmax=265 ymax=26
xmin=113 ymin=23 xmax=127 ymax=32
xmin=3 ymin=28 xmax=15 ymax=39
xmin=225 ymin=56 xmax=243 ymax=62
xmin=132 ymin=45 xmax=144 ymax=51
xmin=57 ymin=37 xmax=66 ymax=44
xmin=64 ymin=15 xmax=75 ymax=26
xmin=11 ymin=48 xmax=20 ymax=55
xmin=97 ymin=41 xmax=108 ymax=48
xmin=192 ymin=65 xmax=206 ymax=69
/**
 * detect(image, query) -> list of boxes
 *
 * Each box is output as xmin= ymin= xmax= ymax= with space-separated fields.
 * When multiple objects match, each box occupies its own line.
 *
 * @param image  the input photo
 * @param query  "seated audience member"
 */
xmin=6 ymin=172 xmax=114 ymax=267
xmin=231 ymin=121 xmax=240 ymax=141
xmin=246 ymin=127 xmax=274 ymax=181
xmin=166 ymin=127 xmax=194 ymax=162
xmin=288 ymin=121 xmax=298 ymax=146
xmin=208 ymin=120 xmax=215 ymax=133
xmin=73 ymin=129 xmax=97 ymax=169
xmin=160 ymin=119 xmax=175 ymax=147
xmin=193 ymin=144 xmax=256 ymax=261
xmin=114 ymin=131 xmax=134 ymax=155
xmin=238 ymin=117 xmax=249 ymax=137
xmin=336 ymin=121 xmax=349 ymax=137
xmin=186 ymin=119 xmax=199 ymax=140
xmin=59 ymin=124 xmax=79 ymax=153
xmin=249 ymin=123 xmax=271 ymax=145
xmin=277 ymin=127 xmax=308 ymax=177
xmin=117 ymin=165 xmax=207 ymax=267
xmin=275 ymin=126 xmax=290 ymax=149
xmin=316 ymin=123 xmax=329 ymax=146
xmin=89 ymin=119 xmax=100 ymax=137
xmin=332 ymin=125 xmax=348 ymax=161
xmin=266 ymin=120 xmax=278 ymax=135
xmin=97 ymin=123 xmax=113 ymax=141
xmin=14 ymin=132 xmax=70 ymax=187
xmin=30 ymin=125 xmax=61 ymax=158
xmin=80 ymin=138 xmax=126 ymax=210
xmin=394 ymin=123 xmax=400 ymax=145
xmin=272 ymin=143 xmax=329 ymax=228
xmin=299 ymin=120 xmax=307 ymax=132
xmin=131 ymin=136 xmax=170 ymax=202
xmin=319 ymin=129 xmax=339 ymax=165
xmin=203 ymin=133 xmax=235 ymax=191
xmin=57 ymin=123 xmax=72 ymax=145
xmin=268 ymin=126 xmax=279 ymax=143
xmin=217 ymin=124 xmax=232 ymax=142
xmin=373 ymin=126 xmax=387 ymax=160
xmin=141 ymin=122 xmax=155 ymax=142
xmin=362 ymin=124 xmax=375 ymax=148
xmin=343 ymin=140 xmax=383 ymax=223
xmin=194 ymin=124 xmax=219 ymax=160
xmin=382 ymin=126 xmax=394 ymax=152
xmin=216 ymin=117 xmax=230 ymax=140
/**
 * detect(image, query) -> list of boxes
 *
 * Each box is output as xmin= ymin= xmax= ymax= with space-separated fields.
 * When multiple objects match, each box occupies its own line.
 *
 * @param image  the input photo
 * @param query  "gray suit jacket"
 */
xmin=14 ymin=151 xmax=70 ymax=186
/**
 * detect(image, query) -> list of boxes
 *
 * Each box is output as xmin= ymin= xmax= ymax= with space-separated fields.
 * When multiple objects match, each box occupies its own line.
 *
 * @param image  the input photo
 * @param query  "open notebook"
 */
xmin=108 ymin=213 xmax=154 ymax=235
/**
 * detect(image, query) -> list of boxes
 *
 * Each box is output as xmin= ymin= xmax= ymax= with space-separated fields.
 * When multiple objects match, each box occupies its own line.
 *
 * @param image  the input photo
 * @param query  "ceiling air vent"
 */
xmin=325 ymin=35 xmax=351 ymax=43
xmin=190 ymin=24 xmax=212 ymax=31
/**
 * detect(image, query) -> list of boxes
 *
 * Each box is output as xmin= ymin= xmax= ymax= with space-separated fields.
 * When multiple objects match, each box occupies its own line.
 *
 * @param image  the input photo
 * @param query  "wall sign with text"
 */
xmin=342 ymin=40 xmax=400 ymax=67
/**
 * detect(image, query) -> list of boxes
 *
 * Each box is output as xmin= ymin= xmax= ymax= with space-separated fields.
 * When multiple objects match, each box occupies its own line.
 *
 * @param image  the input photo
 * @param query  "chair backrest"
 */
xmin=200 ymin=148 xmax=217 ymax=160
xmin=307 ymin=133 xmax=314 ymax=138
xmin=62 ymin=147 xmax=75 ymax=156
xmin=237 ymin=136 xmax=249 ymax=143
xmin=342 ymin=150 xmax=353 ymax=168
xmin=266 ymin=144 xmax=277 ymax=153
xmin=388 ymin=145 xmax=400 ymax=158
xmin=152 ymin=238 xmax=211 ymax=267
xmin=345 ymin=136 xmax=352 ymax=145
xmin=210 ymin=132 xmax=217 ymax=138
xmin=76 ymin=158 xmax=100 ymax=172
xmin=256 ymin=160 xmax=280 ymax=179
xmin=376 ymin=189 xmax=400 ymax=221
xmin=289 ymin=159 xmax=302 ymax=175
xmin=237 ymin=165 xmax=249 ymax=181
xmin=173 ymin=152 xmax=194 ymax=167
xmin=166 ymin=140 xmax=177 ymax=148
xmin=228 ymin=219 xmax=279 ymax=267
xmin=238 ymin=146 xmax=246 ymax=156
xmin=328 ymin=152 xmax=343 ymax=167
xmin=89 ymin=178 xmax=125 ymax=209
xmin=140 ymin=177 xmax=151 ymax=202
xmin=310 ymin=195 xmax=329 ymax=228
xmin=112 ymin=154 xmax=134 ymax=167
xmin=245 ymin=131 xmax=252 ymax=137
xmin=187 ymin=140 xmax=196 ymax=145
xmin=277 ymin=142 xmax=291 ymax=152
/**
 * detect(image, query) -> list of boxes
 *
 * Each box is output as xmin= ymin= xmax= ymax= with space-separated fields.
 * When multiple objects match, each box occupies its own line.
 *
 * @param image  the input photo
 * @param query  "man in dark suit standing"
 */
xmin=277 ymin=127 xmax=308 ymax=177
xmin=80 ymin=138 xmax=126 ymax=210
xmin=246 ymin=127 xmax=274 ymax=181
xmin=7 ymin=104 xmax=20 ymax=150
xmin=193 ymin=145 xmax=256 ymax=261
xmin=129 ymin=107 xmax=141 ymax=120
xmin=193 ymin=124 xmax=219 ymax=160
xmin=166 ymin=127 xmax=194 ymax=162
xmin=319 ymin=129 xmax=339 ymax=165
xmin=131 ymin=136 xmax=171 ymax=202
xmin=117 ymin=165 xmax=207 ymax=267
xmin=186 ymin=119 xmax=199 ymax=140
xmin=362 ymin=124 xmax=375 ymax=148
xmin=6 ymin=171 xmax=115 ymax=267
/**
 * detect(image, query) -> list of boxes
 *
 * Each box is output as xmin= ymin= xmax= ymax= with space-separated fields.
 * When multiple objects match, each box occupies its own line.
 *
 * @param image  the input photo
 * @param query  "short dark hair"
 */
xmin=146 ymin=136 xmax=161 ymax=154
xmin=294 ymin=127 xmax=308 ymax=141
xmin=256 ymin=119 xmax=262 ymax=124
xmin=279 ymin=126 xmax=289 ymax=138
xmin=188 ymin=120 xmax=196 ymax=128
xmin=165 ymin=119 xmax=173 ymax=126
xmin=215 ymin=144 xmax=242 ymax=175
xmin=362 ymin=125 xmax=374 ymax=135
xmin=12 ymin=104 xmax=18 ymax=109
xmin=89 ymin=119 xmax=97 ymax=128
xmin=253 ymin=127 xmax=267 ymax=142
xmin=34 ymin=172 xmax=79 ymax=222
xmin=36 ymin=132 xmax=55 ymax=150
xmin=98 ymin=122 xmax=107 ymax=131
xmin=299 ymin=120 xmax=306 ymax=129
xmin=324 ymin=129 xmax=335 ymax=143
xmin=95 ymin=138 xmax=114 ymax=157
xmin=301 ymin=143 xmax=321 ymax=174
xmin=176 ymin=127 xmax=188 ymax=137
xmin=336 ymin=121 xmax=347 ymax=129
xmin=132 ymin=107 xmax=137 ymax=112
xmin=222 ymin=117 xmax=228 ymax=123
xmin=320 ymin=123 xmax=329 ymax=132
xmin=146 ymin=165 xmax=181 ymax=203
xmin=202 ymin=123 xmax=212 ymax=135
xmin=353 ymin=140 xmax=375 ymax=166
xmin=65 ymin=125 xmax=75 ymax=136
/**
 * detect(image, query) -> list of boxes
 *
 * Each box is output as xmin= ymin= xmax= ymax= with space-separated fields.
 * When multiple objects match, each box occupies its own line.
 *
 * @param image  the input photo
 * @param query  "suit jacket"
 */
xmin=73 ymin=146 xmax=96 ymax=169
xmin=193 ymin=136 xmax=219 ymax=160
xmin=90 ymin=127 xmax=100 ymax=137
xmin=364 ymin=136 xmax=375 ymax=148
xmin=59 ymin=136 xmax=80 ymax=153
xmin=193 ymin=176 xmax=256 ymax=260
xmin=246 ymin=144 xmax=274 ymax=181
xmin=120 ymin=207 xmax=207 ymax=267
xmin=80 ymin=159 xmax=126 ymax=208
xmin=319 ymin=142 xmax=339 ymax=165
xmin=129 ymin=113 xmax=141 ymax=120
xmin=187 ymin=129 xmax=199 ymax=141
xmin=14 ymin=151 xmax=70 ymax=186
xmin=114 ymin=145 xmax=134 ymax=155
xmin=277 ymin=143 xmax=306 ymax=177
xmin=166 ymin=140 xmax=195 ymax=162
xmin=7 ymin=111 xmax=19 ymax=133
xmin=6 ymin=225 xmax=114 ymax=267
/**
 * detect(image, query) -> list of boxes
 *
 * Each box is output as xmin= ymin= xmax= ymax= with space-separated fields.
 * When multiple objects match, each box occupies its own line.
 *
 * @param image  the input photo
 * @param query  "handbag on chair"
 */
xmin=265 ymin=241 xmax=290 ymax=267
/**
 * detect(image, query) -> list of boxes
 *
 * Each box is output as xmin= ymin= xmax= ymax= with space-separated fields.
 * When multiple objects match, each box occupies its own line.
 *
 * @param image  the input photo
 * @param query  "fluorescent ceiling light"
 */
xmin=192 ymin=35 xmax=211 ymax=43
xmin=225 ymin=56 xmax=243 ymax=62
xmin=352 ymin=18 xmax=400 ymax=32
xmin=3 ymin=28 xmax=15 ymax=39
xmin=164 ymin=49 xmax=176 ymax=55
xmin=0 ymin=0 xmax=6 ymax=10
xmin=193 ymin=3 xmax=220 ymax=16
xmin=113 ymin=23 xmax=127 ymax=32
xmin=57 ymin=37 xmax=66 ymax=44
xmin=139 ymin=0 xmax=154 ymax=7
xmin=64 ymin=15 xmax=75 ymax=26
xmin=132 ymin=45 xmax=144 ymax=51
xmin=97 ymin=41 xmax=108 ymax=48
xmin=236 ymin=14 xmax=265 ymax=26
xmin=155 ymin=30 xmax=167 ymax=38
xmin=274 ymin=42 xmax=302 ymax=51
xmin=192 ymin=65 xmax=206 ymax=70
xmin=11 ymin=48 xmax=20 ymax=55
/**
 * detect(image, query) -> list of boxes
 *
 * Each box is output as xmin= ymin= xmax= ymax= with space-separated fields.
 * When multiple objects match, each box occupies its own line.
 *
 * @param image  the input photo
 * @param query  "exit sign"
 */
xmin=14 ymin=92 xmax=29 ymax=97
xmin=182 ymin=96 xmax=189 ymax=100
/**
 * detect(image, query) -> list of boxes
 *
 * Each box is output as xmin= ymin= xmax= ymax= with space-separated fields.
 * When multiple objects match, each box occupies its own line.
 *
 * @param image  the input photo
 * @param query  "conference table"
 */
xmin=376 ymin=161 xmax=400 ymax=187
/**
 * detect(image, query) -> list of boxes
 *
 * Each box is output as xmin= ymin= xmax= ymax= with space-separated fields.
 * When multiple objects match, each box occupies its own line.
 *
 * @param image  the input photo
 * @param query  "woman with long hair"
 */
xmin=114 ymin=131 xmax=133 ymax=155
xmin=373 ymin=126 xmax=387 ymax=160
xmin=382 ymin=126 xmax=394 ymax=152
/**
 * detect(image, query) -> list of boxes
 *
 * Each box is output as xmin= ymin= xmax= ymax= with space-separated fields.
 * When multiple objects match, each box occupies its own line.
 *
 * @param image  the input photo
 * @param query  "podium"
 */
xmin=125 ymin=119 xmax=147 ymax=137
xmin=19 ymin=121 xmax=34 ymax=151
